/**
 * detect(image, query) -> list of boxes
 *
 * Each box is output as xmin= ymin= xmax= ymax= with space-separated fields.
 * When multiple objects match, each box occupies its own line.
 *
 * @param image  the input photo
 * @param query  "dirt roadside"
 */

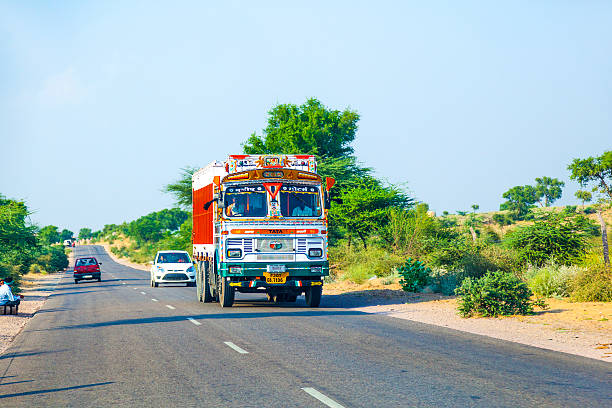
xmin=0 ymin=272 xmax=65 ymax=355
xmin=325 ymin=279 xmax=612 ymax=362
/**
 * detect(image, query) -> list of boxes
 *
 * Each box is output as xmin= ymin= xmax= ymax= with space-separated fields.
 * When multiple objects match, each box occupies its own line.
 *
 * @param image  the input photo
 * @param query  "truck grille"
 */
xmin=257 ymin=254 xmax=294 ymax=261
xmin=227 ymin=238 xmax=254 ymax=254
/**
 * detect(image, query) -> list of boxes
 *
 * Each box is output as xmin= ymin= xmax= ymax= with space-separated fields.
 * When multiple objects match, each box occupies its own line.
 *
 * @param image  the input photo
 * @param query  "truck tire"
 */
xmin=208 ymin=260 xmax=219 ymax=302
xmin=305 ymin=286 xmax=322 ymax=307
xmin=219 ymin=277 xmax=235 ymax=308
xmin=196 ymin=262 xmax=204 ymax=302
xmin=202 ymin=261 xmax=213 ymax=303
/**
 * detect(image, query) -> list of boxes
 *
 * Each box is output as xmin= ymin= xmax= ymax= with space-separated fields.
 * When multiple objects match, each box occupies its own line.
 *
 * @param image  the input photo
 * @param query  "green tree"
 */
xmin=329 ymin=178 xmax=413 ymax=249
xmin=243 ymin=98 xmax=359 ymax=158
xmin=534 ymin=176 xmax=565 ymax=207
xmin=38 ymin=225 xmax=60 ymax=245
xmin=500 ymin=185 xmax=538 ymax=219
xmin=568 ymin=151 xmax=612 ymax=201
xmin=574 ymin=190 xmax=592 ymax=207
xmin=60 ymin=229 xmax=74 ymax=242
xmin=0 ymin=195 xmax=38 ymax=276
xmin=163 ymin=166 xmax=197 ymax=209
xmin=78 ymin=228 xmax=92 ymax=240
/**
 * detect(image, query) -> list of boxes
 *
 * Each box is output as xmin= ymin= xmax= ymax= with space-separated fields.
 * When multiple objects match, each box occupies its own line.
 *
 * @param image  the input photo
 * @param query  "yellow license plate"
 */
xmin=264 ymin=272 xmax=288 ymax=284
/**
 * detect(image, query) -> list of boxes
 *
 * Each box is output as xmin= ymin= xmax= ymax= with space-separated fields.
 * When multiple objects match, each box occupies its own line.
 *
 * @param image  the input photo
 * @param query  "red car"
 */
xmin=74 ymin=257 xmax=102 ymax=284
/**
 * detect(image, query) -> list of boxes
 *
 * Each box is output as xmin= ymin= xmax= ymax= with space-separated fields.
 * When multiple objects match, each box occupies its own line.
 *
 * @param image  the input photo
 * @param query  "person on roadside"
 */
xmin=0 ymin=279 xmax=16 ymax=305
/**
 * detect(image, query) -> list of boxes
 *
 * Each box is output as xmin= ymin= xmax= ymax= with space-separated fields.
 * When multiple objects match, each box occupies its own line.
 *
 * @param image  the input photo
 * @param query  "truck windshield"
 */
xmin=224 ymin=184 xmax=268 ymax=217
xmin=279 ymin=184 xmax=322 ymax=217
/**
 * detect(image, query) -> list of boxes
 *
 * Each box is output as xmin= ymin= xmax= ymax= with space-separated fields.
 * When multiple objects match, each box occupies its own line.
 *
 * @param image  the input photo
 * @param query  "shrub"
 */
xmin=330 ymin=244 xmax=403 ymax=284
xmin=38 ymin=245 xmax=69 ymax=272
xmin=398 ymin=258 xmax=430 ymax=292
xmin=570 ymin=265 xmax=612 ymax=302
xmin=525 ymin=263 xmax=582 ymax=298
xmin=455 ymin=270 xmax=546 ymax=317
xmin=29 ymin=263 xmax=44 ymax=274
xmin=428 ymin=267 xmax=459 ymax=295
xmin=507 ymin=215 xmax=589 ymax=266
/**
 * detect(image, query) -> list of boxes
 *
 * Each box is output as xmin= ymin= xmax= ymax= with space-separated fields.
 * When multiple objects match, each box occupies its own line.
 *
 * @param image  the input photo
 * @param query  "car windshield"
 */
xmin=224 ymin=184 xmax=267 ymax=217
xmin=157 ymin=253 xmax=190 ymax=263
xmin=76 ymin=258 xmax=97 ymax=266
xmin=279 ymin=184 xmax=322 ymax=217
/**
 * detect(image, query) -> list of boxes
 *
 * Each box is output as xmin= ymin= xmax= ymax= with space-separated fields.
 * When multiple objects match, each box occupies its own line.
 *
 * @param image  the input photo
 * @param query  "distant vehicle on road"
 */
xmin=74 ymin=257 xmax=101 ymax=284
xmin=150 ymin=250 xmax=196 ymax=287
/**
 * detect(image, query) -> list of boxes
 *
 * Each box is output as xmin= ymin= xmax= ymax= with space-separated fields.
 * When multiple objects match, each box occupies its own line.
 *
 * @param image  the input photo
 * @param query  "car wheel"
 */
xmin=153 ymin=281 xmax=159 ymax=288
xmin=98 ymin=278 xmax=101 ymax=282
xmin=74 ymin=279 xmax=79 ymax=284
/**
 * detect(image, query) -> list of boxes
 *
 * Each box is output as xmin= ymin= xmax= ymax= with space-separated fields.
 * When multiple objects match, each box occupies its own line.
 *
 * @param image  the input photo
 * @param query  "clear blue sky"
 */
xmin=1 ymin=1 xmax=611 ymax=233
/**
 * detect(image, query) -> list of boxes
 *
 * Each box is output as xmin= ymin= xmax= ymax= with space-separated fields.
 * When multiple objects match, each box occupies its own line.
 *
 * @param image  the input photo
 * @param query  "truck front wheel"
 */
xmin=305 ymin=286 xmax=322 ymax=307
xmin=219 ymin=277 xmax=235 ymax=308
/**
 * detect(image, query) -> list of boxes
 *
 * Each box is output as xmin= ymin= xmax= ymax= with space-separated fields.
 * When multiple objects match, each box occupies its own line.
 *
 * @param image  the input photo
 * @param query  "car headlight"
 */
xmin=308 ymin=248 xmax=323 ymax=258
xmin=157 ymin=266 xmax=165 ymax=273
xmin=187 ymin=266 xmax=195 ymax=273
xmin=227 ymin=248 xmax=242 ymax=258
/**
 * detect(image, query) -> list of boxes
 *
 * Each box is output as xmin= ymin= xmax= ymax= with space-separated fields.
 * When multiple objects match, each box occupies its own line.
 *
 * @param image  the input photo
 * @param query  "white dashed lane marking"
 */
xmin=166 ymin=305 xmax=175 ymax=310
xmin=151 ymin=299 xmax=158 ymax=302
xmin=224 ymin=342 xmax=248 ymax=354
xmin=187 ymin=318 xmax=201 ymax=326
xmin=301 ymin=388 xmax=345 ymax=408
xmin=140 ymin=291 xmax=146 ymax=295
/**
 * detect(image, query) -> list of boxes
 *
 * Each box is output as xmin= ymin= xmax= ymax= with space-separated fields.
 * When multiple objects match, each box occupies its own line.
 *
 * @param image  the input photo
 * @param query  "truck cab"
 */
xmin=192 ymin=155 xmax=333 ymax=307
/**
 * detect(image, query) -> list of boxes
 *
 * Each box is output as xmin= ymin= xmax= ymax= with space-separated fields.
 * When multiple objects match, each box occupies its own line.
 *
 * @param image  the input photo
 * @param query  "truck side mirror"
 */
xmin=217 ymin=192 xmax=225 ymax=209
xmin=324 ymin=191 xmax=332 ymax=210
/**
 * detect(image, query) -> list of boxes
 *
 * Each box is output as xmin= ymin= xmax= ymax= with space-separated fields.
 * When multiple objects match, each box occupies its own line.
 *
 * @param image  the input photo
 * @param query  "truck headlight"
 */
xmin=310 ymin=266 xmax=323 ymax=274
xmin=227 ymin=248 xmax=242 ymax=258
xmin=228 ymin=266 xmax=243 ymax=274
xmin=308 ymin=248 xmax=323 ymax=258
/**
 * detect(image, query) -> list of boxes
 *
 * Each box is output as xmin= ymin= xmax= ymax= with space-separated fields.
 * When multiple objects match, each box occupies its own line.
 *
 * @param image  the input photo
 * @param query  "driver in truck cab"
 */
xmin=226 ymin=196 xmax=244 ymax=216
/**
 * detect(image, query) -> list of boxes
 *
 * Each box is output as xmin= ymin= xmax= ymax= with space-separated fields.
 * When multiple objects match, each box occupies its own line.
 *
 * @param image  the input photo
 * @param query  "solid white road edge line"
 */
xmin=187 ymin=318 xmax=201 ymax=326
xmin=223 ymin=342 xmax=249 ymax=354
xmin=151 ymin=299 xmax=158 ymax=302
xmin=301 ymin=388 xmax=346 ymax=408
xmin=166 ymin=305 xmax=176 ymax=310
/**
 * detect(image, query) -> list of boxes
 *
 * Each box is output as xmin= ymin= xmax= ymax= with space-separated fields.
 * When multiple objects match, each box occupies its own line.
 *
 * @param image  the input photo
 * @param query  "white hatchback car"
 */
xmin=150 ymin=250 xmax=196 ymax=287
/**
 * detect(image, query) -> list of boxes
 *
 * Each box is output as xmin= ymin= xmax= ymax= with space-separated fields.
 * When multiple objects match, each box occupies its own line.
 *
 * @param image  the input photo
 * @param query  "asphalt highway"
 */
xmin=1 ymin=245 xmax=610 ymax=407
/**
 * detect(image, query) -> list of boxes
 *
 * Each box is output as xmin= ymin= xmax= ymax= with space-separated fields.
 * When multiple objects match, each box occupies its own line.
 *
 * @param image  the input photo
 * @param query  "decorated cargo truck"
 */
xmin=192 ymin=155 xmax=334 ymax=307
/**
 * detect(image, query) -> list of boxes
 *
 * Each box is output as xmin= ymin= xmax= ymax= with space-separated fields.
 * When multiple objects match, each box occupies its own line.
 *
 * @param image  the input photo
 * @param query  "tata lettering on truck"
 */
xmin=192 ymin=155 xmax=334 ymax=307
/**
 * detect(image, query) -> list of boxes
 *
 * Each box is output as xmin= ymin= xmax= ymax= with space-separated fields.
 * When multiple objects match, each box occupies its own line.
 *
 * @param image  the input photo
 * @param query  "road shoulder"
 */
xmin=324 ymin=280 xmax=612 ymax=362
xmin=0 ymin=272 xmax=64 ymax=355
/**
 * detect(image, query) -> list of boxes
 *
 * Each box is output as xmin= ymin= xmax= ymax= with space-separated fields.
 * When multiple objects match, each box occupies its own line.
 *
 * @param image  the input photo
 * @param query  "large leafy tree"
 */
xmin=78 ymin=228 xmax=92 ymax=240
xmin=500 ymin=185 xmax=538 ymax=219
xmin=60 ymin=229 xmax=74 ymax=242
xmin=38 ymin=225 xmax=60 ymax=245
xmin=534 ymin=176 xmax=564 ymax=207
xmin=568 ymin=151 xmax=612 ymax=201
xmin=242 ymin=98 xmax=359 ymax=158
xmin=0 ymin=195 xmax=38 ymax=276
xmin=329 ymin=177 xmax=413 ymax=248
xmin=163 ymin=167 xmax=197 ymax=209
